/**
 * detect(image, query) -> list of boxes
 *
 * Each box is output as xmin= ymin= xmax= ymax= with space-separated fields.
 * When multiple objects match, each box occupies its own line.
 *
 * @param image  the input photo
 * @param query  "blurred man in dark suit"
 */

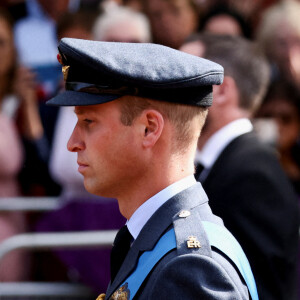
xmin=181 ymin=34 xmax=300 ymax=300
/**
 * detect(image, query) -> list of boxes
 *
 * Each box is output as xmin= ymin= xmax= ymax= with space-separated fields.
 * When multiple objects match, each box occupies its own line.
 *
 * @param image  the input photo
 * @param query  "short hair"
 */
xmin=194 ymin=34 xmax=270 ymax=113
xmin=119 ymin=96 xmax=208 ymax=153
xmin=93 ymin=6 xmax=151 ymax=43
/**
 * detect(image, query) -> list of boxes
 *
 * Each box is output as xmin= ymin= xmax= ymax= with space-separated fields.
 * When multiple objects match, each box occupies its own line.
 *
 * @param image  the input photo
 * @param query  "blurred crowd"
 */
xmin=0 ymin=0 xmax=300 ymax=297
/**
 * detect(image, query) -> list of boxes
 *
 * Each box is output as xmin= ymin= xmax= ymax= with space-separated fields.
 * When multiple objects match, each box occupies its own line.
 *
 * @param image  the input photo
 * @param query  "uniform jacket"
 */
xmin=105 ymin=183 xmax=250 ymax=299
xmin=199 ymin=132 xmax=300 ymax=300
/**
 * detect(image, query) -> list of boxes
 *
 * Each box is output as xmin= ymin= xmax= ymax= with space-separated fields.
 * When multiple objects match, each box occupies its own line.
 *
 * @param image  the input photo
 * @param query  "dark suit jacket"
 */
xmin=105 ymin=184 xmax=250 ymax=299
xmin=198 ymin=131 xmax=299 ymax=300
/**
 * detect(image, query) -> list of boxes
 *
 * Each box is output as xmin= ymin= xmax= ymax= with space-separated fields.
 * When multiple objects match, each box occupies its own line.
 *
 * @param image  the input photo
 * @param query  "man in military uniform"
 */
xmin=48 ymin=38 xmax=258 ymax=299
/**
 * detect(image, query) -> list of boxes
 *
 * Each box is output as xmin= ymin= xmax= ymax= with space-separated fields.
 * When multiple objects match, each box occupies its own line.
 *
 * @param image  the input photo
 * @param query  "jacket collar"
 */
xmin=106 ymin=183 xmax=209 ymax=298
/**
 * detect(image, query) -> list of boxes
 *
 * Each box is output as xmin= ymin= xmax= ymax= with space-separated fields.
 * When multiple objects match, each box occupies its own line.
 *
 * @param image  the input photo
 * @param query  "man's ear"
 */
xmin=213 ymin=76 xmax=237 ymax=106
xmin=140 ymin=109 xmax=164 ymax=148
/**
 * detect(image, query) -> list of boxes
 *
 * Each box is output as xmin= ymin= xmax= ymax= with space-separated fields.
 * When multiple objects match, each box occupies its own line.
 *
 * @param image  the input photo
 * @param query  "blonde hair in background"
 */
xmin=256 ymin=0 xmax=300 ymax=52
xmin=93 ymin=5 xmax=151 ymax=42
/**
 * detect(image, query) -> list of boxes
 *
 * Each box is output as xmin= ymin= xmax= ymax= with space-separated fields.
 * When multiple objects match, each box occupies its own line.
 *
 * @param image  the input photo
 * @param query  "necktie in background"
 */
xmin=110 ymin=225 xmax=132 ymax=282
xmin=195 ymin=162 xmax=210 ymax=183
xmin=194 ymin=162 xmax=204 ymax=180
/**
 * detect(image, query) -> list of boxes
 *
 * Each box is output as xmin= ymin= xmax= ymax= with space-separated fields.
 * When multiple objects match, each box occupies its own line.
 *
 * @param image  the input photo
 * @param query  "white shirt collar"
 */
xmin=127 ymin=175 xmax=198 ymax=239
xmin=195 ymin=118 xmax=253 ymax=169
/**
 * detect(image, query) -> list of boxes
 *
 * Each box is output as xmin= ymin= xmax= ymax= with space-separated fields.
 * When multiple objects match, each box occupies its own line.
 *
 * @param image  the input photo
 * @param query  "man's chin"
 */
xmin=83 ymin=181 xmax=110 ymax=198
xmin=83 ymin=180 xmax=96 ymax=195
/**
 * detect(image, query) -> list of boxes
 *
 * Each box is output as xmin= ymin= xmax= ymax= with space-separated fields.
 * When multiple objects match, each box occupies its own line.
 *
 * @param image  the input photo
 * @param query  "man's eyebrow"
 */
xmin=74 ymin=108 xmax=85 ymax=115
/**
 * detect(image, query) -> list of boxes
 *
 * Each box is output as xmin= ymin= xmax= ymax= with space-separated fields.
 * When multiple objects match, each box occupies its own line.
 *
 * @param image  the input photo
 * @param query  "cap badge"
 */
xmin=62 ymin=65 xmax=70 ymax=81
xmin=187 ymin=236 xmax=201 ymax=248
xmin=179 ymin=210 xmax=191 ymax=218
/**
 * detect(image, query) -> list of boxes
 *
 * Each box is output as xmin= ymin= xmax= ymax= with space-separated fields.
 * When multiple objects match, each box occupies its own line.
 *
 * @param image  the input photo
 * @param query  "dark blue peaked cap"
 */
xmin=47 ymin=38 xmax=224 ymax=107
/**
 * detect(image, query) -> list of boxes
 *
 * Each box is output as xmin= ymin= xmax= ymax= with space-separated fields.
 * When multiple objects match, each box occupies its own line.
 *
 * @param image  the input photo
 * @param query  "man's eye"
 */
xmin=84 ymin=119 xmax=93 ymax=124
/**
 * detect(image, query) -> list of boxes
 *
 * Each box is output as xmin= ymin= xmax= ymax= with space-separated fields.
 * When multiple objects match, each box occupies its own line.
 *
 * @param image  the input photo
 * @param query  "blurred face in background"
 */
xmin=38 ymin=0 xmax=70 ymax=21
xmin=144 ymin=0 xmax=198 ymax=49
xmin=58 ymin=26 xmax=92 ymax=40
xmin=0 ymin=16 xmax=14 ymax=78
xmin=270 ymin=21 xmax=300 ymax=83
xmin=229 ymin=0 xmax=264 ymax=18
xmin=180 ymin=40 xmax=205 ymax=57
xmin=101 ymin=20 xmax=147 ymax=43
xmin=203 ymin=14 xmax=242 ymax=36
xmin=258 ymin=97 xmax=300 ymax=152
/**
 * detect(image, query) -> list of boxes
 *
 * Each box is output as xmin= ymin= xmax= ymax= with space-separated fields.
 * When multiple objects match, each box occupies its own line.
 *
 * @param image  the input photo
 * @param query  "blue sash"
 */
xmin=117 ymin=222 xmax=259 ymax=300
xmin=202 ymin=221 xmax=259 ymax=300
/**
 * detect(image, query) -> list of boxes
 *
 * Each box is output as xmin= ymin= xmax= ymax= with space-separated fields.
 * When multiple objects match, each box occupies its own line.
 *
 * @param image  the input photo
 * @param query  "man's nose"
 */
xmin=67 ymin=127 xmax=85 ymax=152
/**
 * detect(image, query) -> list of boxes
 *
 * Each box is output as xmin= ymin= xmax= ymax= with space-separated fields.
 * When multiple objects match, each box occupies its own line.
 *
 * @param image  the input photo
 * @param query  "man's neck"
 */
xmin=196 ymin=118 xmax=253 ymax=169
xmin=118 ymin=161 xmax=195 ymax=219
xmin=198 ymin=111 xmax=250 ymax=151
xmin=117 ymin=176 xmax=188 ymax=220
xmin=126 ymin=175 xmax=197 ymax=239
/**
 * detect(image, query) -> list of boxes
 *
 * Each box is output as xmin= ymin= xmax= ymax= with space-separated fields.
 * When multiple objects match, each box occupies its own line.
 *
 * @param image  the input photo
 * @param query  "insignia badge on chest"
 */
xmin=187 ymin=236 xmax=201 ymax=248
xmin=110 ymin=282 xmax=130 ymax=300
xmin=96 ymin=293 xmax=106 ymax=300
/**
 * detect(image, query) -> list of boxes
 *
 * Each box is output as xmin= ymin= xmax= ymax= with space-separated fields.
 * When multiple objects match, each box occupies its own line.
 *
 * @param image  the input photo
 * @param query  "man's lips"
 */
xmin=77 ymin=161 xmax=89 ymax=173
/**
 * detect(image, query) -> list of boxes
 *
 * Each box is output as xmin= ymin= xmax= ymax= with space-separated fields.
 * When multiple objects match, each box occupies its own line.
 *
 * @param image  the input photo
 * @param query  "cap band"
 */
xmin=66 ymin=82 xmax=139 ymax=95
xmin=63 ymin=81 xmax=213 ymax=106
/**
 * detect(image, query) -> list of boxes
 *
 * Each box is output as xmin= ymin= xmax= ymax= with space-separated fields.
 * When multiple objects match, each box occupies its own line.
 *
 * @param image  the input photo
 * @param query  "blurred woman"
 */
xmin=256 ymin=80 xmax=300 ymax=195
xmin=256 ymin=0 xmax=300 ymax=86
xmin=0 ymin=8 xmax=31 ymax=281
